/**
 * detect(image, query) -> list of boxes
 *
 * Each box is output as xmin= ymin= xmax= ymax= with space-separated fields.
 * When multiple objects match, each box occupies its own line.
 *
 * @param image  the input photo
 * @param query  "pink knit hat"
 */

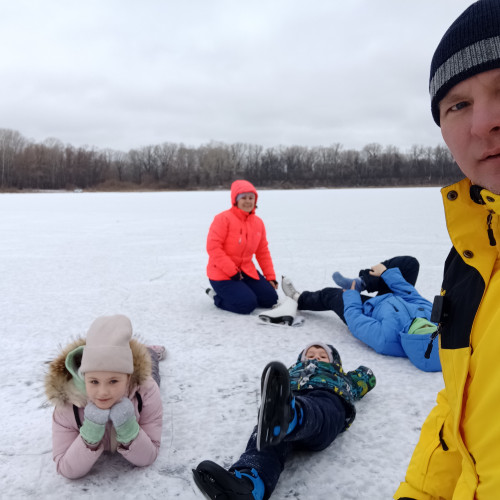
xmin=80 ymin=315 xmax=134 ymax=374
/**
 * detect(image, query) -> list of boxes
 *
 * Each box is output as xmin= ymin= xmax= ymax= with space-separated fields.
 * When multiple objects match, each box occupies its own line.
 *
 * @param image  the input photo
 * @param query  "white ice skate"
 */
xmin=258 ymin=297 xmax=299 ymax=326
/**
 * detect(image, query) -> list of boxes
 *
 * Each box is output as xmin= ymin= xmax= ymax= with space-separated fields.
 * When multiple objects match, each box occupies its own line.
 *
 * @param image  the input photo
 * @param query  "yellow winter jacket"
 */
xmin=394 ymin=178 xmax=500 ymax=500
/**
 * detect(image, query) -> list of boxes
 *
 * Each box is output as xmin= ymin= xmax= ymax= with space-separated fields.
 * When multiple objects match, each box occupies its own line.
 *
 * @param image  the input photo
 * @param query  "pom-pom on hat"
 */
xmin=80 ymin=315 xmax=134 ymax=374
xmin=430 ymin=0 xmax=500 ymax=125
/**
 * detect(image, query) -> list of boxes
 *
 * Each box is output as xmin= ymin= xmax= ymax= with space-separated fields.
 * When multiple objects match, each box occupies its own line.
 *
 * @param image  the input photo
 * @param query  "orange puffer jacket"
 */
xmin=206 ymin=180 xmax=276 ymax=281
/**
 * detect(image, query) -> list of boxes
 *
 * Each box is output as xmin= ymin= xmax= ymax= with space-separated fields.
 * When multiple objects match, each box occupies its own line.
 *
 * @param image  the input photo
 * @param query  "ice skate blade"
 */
xmin=258 ymin=314 xmax=294 ymax=326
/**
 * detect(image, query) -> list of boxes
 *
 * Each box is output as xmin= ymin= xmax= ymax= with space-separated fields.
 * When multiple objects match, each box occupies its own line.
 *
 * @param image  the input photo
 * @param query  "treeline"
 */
xmin=0 ymin=128 xmax=462 ymax=191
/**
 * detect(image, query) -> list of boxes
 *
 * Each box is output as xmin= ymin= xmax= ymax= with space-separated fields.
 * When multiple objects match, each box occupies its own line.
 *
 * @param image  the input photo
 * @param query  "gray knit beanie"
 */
xmin=80 ymin=315 xmax=134 ymax=374
xmin=300 ymin=342 xmax=335 ymax=363
xmin=430 ymin=0 xmax=500 ymax=125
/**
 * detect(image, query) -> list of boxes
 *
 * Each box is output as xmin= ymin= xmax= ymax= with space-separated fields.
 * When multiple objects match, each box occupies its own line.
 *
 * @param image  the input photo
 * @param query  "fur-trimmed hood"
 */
xmin=45 ymin=337 xmax=152 ymax=408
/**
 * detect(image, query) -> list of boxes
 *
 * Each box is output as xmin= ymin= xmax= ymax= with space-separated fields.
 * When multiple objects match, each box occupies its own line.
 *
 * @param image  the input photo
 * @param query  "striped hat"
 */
xmin=430 ymin=0 xmax=500 ymax=125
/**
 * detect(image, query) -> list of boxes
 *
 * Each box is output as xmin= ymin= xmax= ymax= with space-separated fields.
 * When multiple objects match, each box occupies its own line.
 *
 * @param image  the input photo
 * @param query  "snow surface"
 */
xmin=0 ymin=187 xmax=450 ymax=499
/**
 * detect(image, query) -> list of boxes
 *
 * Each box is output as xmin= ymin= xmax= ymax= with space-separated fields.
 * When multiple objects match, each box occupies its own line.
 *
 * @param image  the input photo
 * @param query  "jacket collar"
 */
xmin=230 ymin=205 xmax=254 ymax=220
xmin=441 ymin=178 xmax=499 ymax=283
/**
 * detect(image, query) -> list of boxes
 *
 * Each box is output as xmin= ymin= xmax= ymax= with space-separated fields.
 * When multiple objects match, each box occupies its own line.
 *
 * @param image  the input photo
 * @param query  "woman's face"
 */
xmin=237 ymin=193 xmax=256 ymax=213
xmin=84 ymin=371 xmax=130 ymax=409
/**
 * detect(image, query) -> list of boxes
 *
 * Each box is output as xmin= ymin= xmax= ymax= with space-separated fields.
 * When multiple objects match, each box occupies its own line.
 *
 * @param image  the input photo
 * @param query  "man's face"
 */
xmin=439 ymin=68 xmax=500 ymax=195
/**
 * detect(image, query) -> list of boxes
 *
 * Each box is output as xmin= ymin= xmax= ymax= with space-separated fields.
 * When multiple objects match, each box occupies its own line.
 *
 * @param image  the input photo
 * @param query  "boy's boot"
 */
xmin=193 ymin=460 xmax=264 ymax=500
xmin=332 ymin=272 xmax=365 ymax=292
xmin=258 ymin=297 xmax=298 ymax=326
xmin=281 ymin=276 xmax=301 ymax=301
xmin=346 ymin=366 xmax=376 ymax=400
xmin=257 ymin=361 xmax=303 ymax=450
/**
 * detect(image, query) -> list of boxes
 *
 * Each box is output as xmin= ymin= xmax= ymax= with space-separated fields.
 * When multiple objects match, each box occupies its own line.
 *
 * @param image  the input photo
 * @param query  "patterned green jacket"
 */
xmin=288 ymin=359 xmax=376 ymax=429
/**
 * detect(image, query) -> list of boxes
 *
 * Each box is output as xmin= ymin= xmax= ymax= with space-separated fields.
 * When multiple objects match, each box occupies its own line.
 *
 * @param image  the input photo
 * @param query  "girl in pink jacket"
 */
xmin=206 ymin=179 xmax=278 ymax=314
xmin=44 ymin=314 xmax=165 ymax=479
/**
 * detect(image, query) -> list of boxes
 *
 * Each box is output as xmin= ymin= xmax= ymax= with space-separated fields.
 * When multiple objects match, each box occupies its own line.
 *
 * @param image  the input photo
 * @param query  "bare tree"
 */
xmin=0 ymin=128 xmax=26 ymax=188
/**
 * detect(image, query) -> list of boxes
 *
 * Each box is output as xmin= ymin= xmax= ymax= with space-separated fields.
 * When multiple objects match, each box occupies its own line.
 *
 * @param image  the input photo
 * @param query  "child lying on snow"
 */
xmin=192 ymin=342 xmax=376 ymax=499
xmin=280 ymin=256 xmax=441 ymax=372
xmin=44 ymin=314 xmax=166 ymax=479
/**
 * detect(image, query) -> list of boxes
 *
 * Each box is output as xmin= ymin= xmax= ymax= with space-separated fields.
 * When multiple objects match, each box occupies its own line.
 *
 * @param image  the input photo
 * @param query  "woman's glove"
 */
xmin=109 ymin=398 xmax=140 ymax=444
xmin=80 ymin=402 xmax=110 ymax=445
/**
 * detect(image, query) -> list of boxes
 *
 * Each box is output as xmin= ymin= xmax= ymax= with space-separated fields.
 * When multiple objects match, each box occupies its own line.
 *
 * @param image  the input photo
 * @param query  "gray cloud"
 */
xmin=0 ymin=0 xmax=472 ymax=152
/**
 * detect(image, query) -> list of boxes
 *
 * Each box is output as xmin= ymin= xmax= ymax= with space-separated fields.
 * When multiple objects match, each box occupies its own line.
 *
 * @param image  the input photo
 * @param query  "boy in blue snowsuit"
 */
xmin=283 ymin=256 xmax=441 ymax=372
xmin=192 ymin=342 xmax=376 ymax=500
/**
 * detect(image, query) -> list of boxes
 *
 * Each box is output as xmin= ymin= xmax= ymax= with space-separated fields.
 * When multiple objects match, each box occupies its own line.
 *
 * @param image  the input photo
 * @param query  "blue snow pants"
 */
xmin=210 ymin=272 xmax=278 ymax=314
xmin=298 ymin=255 xmax=419 ymax=323
xmin=230 ymin=390 xmax=346 ymax=499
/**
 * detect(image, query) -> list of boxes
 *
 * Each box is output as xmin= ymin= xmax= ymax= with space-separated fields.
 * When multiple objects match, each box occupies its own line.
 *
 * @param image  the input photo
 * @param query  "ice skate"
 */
xmin=258 ymin=296 xmax=298 ymax=326
xmin=281 ymin=275 xmax=300 ymax=301
xmin=257 ymin=361 xmax=299 ymax=451
xmin=193 ymin=460 xmax=264 ymax=500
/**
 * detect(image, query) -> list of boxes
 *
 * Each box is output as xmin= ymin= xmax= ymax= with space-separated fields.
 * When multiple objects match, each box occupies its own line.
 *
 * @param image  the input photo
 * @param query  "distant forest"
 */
xmin=0 ymin=127 xmax=463 ymax=191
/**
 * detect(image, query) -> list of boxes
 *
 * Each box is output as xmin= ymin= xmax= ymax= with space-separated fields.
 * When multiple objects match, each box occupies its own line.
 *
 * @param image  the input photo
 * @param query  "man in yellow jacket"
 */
xmin=395 ymin=1 xmax=500 ymax=498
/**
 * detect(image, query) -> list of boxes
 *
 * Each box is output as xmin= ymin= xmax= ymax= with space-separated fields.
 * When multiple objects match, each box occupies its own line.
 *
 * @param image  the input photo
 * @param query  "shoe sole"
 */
xmin=257 ymin=361 xmax=291 ymax=451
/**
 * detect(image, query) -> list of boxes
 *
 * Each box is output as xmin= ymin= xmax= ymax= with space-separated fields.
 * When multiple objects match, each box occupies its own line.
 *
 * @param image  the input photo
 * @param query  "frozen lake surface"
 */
xmin=0 ymin=187 xmax=450 ymax=499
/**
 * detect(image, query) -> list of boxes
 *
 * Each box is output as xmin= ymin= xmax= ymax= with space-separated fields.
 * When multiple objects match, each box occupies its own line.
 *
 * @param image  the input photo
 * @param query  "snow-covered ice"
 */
xmin=0 ymin=187 xmax=449 ymax=499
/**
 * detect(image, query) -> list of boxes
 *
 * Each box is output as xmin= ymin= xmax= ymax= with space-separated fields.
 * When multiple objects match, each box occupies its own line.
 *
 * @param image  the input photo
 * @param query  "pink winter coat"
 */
xmin=45 ymin=339 xmax=163 ymax=479
xmin=206 ymin=180 xmax=276 ymax=282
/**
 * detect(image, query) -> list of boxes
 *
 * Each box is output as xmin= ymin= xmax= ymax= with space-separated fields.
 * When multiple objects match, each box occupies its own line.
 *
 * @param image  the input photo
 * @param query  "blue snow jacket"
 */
xmin=342 ymin=268 xmax=441 ymax=372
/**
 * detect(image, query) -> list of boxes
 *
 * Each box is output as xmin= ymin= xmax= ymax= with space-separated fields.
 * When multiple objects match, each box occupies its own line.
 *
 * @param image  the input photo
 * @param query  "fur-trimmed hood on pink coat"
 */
xmin=45 ymin=337 xmax=152 ymax=408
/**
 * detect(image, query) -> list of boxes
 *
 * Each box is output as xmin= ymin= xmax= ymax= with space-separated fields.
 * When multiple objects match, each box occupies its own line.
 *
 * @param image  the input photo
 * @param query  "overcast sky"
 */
xmin=1 ymin=0 xmax=474 ymax=153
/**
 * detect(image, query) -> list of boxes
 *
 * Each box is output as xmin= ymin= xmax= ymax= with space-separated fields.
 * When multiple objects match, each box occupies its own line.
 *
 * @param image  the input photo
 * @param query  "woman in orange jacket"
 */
xmin=206 ymin=179 xmax=278 ymax=314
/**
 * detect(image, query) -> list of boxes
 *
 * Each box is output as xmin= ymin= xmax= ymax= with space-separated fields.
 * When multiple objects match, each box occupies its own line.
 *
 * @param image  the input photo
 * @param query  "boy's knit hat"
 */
xmin=300 ymin=342 xmax=336 ymax=363
xmin=80 ymin=315 xmax=134 ymax=374
xmin=430 ymin=0 xmax=500 ymax=125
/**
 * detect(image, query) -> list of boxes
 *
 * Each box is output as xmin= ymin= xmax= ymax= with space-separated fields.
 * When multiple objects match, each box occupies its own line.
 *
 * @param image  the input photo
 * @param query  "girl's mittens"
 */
xmin=109 ymin=398 xmax=139 ymax=444
xmin=80 ymin=402 xmax=110 ymax=444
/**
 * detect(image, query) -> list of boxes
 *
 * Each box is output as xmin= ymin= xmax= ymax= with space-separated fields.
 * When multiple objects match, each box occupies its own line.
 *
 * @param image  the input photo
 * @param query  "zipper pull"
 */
xmin=424 ymin=329 xmax=439 ymax=359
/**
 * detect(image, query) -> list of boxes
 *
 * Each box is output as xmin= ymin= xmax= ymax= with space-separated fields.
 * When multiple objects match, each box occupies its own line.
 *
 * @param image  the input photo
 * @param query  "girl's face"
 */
xmin=84 ymin=371 xmax=130 ymax=409
xmin=305 ymin=346 xmax=330 ymax=363
xmin=237 ymin=193 xmax=256 ymax=213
